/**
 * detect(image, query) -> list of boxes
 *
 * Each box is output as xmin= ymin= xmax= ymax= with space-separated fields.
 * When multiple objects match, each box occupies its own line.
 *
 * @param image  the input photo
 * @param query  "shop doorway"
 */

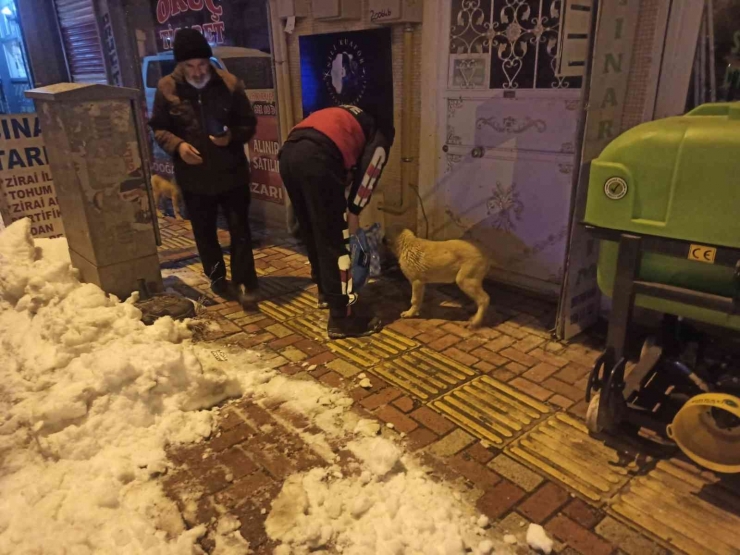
xmin=432 ymin=0 xmax=589 ymax=298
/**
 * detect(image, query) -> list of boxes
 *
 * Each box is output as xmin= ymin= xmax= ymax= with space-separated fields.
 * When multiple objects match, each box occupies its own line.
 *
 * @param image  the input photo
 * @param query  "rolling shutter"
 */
xmin=54 ymin=0 xmax=108 ymax=84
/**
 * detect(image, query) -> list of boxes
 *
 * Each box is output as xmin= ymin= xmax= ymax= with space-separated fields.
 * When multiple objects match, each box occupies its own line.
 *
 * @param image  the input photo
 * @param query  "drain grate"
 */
xmin=506 ymin=413 xmax=649 ymax=503
xmin=371 ymin=348 xmax=478 ymax=401
xmin=431 ymin=376 xmax=550 ymax=446
xmin=610 ymin=459 xmax=740 ymax=555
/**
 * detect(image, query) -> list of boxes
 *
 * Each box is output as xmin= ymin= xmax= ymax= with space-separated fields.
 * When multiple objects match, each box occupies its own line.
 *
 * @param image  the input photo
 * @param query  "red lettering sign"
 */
xmin=156 ymin=0 xmax=223 ymax=25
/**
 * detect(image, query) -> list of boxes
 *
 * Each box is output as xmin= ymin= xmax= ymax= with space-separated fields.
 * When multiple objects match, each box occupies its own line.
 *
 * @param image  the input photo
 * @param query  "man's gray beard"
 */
xmin=186 ymin=74 xmax=211 ymax=90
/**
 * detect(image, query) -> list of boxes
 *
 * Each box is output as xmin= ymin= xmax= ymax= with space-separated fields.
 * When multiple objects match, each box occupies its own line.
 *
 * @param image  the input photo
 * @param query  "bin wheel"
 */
xmin=586 ymin=393 xmax=603 ymax=433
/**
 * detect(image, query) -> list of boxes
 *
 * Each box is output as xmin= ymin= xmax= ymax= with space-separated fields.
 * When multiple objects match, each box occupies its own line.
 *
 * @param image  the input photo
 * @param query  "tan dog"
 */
xmin=387 ymin=229 xmax=491 ymax=329
xmin=151 ymin=174 xmax=183 ymax=219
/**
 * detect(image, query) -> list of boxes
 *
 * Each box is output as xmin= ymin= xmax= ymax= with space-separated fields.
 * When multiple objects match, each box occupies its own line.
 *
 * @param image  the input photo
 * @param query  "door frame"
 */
xmin=653 ymin=0 xmax=705 ymax=119
xmin=416 ymin=0 xmax=446 ymax=239
xmin=423 ymin=0 xmax=585 ymax=299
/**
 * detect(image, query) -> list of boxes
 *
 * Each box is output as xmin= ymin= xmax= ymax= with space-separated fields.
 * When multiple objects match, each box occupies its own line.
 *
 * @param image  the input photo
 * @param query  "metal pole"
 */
xmin=693 ymin=30 xmax=701 ymax=108
xmin=707 ymin=0 xmax=717 ymax=102
xmin=699 ymin=6 xmax=707 ymax=105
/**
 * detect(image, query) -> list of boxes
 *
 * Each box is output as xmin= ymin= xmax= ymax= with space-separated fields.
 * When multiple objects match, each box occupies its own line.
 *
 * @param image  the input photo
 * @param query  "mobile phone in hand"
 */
xmin=207 ymin=118 xmax=228 ymax=137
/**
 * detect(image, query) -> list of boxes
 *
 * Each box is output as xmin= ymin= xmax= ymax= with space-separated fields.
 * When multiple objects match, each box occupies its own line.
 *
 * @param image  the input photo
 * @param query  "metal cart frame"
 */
xmin=583 ymin=224 xmax=740 ymax=435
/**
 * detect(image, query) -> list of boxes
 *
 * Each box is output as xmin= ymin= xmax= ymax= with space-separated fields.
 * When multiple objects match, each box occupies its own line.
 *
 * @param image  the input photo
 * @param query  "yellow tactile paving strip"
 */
xmin=610 ymin=459 xmax=740 ymax=555
xmin=372 ymin=347 xmax=478 ymax=401
xmin=182 ymin=257 xmax=233 ymax=281
xmin=258 ymin=292 xmax=318 ymax=322
xmin=282 ymin=310 xmax=420 ymax=367
xmin=431 ymin=376 xmax=550 ymax=447
xmin=284 ymin=310 xmax=327 ymax=340
xmin=506 ymin=413 xmax=650 ymax=504
xmin=328 ymin=329 xmax=419 ymax=368
xmin=259 ymin=277 xmax=313 ymax=299
xmin=158 ymin=235 xmax=194 ymax=250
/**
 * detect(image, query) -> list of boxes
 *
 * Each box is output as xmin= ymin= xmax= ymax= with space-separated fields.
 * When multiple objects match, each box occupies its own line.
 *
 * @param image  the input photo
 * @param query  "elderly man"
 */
xmin=149 ymin=28 xmax=259 ymax=309
xmin=279 ymin=106 xmax=394 ymax=338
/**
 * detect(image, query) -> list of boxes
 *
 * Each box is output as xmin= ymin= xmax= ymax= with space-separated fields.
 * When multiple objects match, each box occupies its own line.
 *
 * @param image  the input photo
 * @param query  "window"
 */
xmin=448 ymin=0 xmax=583 ymax=90
xmin=146 ymin=59 xmax=177 ymax=88
xmin=221 ymin=56 xmax=274 ymax=90
xmin=0 ymin=0 xmax=32 ymax=114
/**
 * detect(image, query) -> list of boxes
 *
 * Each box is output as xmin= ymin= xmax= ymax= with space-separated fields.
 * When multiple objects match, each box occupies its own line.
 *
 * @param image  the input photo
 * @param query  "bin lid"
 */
xmin=584 ymin=102 xmax=740 ymax=248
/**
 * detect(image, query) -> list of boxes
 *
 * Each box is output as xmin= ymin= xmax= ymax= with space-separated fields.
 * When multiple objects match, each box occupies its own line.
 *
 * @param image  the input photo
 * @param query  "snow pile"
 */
xmin=263 ymin=409 xmax=508 ymax=555
xmin=203 ymin=353 xmax=516 ymax=554
xmin=0 ymin=219 xmax=517 ymax=555
xmin=526 ymin=524 xmax=554 ymax=554
xmin=265 ymin=458 xmax=511 ymax=555
xmin=347 ymin=436 xmax=402 ymax=477
xmin=0 ymin=219 xmax=247 ymax=554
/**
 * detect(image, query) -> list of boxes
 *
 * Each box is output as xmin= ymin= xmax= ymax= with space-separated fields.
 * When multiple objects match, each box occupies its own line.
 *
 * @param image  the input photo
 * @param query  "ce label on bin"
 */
xmin=688 ymin=244 xmax=717 ymax=264
xmin=604 ymin=177 xmax=628 ymax=200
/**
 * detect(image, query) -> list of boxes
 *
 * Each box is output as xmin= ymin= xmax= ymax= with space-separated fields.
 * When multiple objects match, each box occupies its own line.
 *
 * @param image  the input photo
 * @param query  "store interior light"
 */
xmin=1 ymin=7 xmax=12 ymax=17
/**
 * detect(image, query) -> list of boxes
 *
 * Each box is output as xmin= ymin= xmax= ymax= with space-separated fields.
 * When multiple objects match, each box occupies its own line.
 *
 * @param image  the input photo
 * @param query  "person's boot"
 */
xmin=210 ymin=278 xmax=232 ymax=299
xmin=317 ymin=292 xmax=329 ymax=310
xmin=237 ymin=283 xmax=260 ymax=310
xmin=327 ymin=310 xmax=382 ymax=339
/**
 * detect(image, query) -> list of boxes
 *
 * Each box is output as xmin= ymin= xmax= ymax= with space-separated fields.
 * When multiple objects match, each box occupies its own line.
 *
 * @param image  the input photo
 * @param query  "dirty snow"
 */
xmin=526 ymin=524 xmax=554 ymax=554
xmin=0 ymin=220 xmax=245 ymax=554
xmin=0 ymin=219 xmax=517 ymax=555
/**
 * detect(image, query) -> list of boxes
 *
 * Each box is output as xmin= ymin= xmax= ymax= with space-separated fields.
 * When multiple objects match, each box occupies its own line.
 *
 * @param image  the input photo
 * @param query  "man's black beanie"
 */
xmin=173 ymin=29 xmax=213 ymax=63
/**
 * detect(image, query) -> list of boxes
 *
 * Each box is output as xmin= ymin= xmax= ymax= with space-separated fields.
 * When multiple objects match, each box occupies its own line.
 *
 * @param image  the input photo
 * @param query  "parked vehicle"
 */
xmin=142 ymin=46 xmax=274 ymax=115
xmin=141 ymin=46 xmax=274 ymax=172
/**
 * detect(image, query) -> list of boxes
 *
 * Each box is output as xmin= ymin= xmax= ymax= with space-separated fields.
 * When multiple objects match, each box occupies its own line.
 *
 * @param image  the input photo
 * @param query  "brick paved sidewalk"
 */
xmin=158 ymin=217 xmax=740 ymax=555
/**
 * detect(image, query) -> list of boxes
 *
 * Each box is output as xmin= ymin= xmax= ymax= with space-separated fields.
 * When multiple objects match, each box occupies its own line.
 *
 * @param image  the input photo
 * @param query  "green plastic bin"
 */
xmin=584 ymin=102 xmax=740 ymax=331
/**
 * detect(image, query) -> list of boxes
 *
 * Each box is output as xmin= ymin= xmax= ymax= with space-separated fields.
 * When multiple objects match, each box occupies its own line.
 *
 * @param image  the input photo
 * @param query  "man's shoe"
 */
xmin=327 ymin=313 xmax=382 ymax=339
xmin=317 ymin=293 xmax=329 ymax=310
xmin=211 ymin=278 xmax=232 ymax=299
xmin=237 ymin=284 xmax=260 ymax=309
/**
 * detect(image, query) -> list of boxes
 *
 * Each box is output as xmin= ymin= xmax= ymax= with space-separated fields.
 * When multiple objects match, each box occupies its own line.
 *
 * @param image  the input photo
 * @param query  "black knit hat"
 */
xmin=173 ymin=29 xmax=213 ymax=63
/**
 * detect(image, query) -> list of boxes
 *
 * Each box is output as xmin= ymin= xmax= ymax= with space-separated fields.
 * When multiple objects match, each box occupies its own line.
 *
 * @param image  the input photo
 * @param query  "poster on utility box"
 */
xmin=0 ymin=113 xmax=64 ymax=238
xmin=143 ymin=0 xmax=283 ymax=205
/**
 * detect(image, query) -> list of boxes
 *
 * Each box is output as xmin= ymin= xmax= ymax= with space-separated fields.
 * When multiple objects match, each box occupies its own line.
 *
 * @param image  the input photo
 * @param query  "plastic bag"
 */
xmin=350 ymin=223 xmax=382 ymax=291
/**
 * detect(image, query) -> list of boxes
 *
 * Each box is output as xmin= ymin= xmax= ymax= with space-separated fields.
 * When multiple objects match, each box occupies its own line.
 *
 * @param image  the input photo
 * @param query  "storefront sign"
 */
xmin=144 ymin=0 xmax=283 ymax=205
xmin=154 ymin=0 xmax=225 ymax=51
xmin=557 ymin=0 xmax=639 ymax=339
xmin=299 ymin=28 xmax=394 ymax=131
xmin=99 ymin=0 xmax=124 ymax=87
xmin=248 ymin=89 xmax=283 ymax=204
xmin=0 ymin=114 xmax=64 ymax=238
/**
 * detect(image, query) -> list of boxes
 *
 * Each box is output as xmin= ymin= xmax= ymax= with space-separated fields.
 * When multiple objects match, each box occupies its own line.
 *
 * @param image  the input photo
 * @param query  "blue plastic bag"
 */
xmin=350 ymin=223 xmax=381 ymax=291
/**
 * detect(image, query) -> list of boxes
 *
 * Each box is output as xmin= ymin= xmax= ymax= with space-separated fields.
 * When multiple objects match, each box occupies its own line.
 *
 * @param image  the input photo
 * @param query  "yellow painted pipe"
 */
xmin=267 ymin=0 xmax=297 ymax=233
xmin=379 ymin=23 xmax=416 ymax=215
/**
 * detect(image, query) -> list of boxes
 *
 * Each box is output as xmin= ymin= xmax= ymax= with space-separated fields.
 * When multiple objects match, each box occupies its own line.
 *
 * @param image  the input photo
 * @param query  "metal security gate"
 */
xmin=54 ymin=0 xmax=107 ymax=84
xmin=435 ymin=0 xmax=594 ymax=297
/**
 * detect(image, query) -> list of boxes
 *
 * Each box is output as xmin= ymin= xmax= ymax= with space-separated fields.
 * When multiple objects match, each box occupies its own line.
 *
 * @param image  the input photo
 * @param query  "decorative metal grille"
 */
xmin=449 ymin=0 xmax=583 ymax=90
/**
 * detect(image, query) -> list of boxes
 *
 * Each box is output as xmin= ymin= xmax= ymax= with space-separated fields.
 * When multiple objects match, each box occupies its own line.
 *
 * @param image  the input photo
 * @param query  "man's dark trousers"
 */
xmin=279 ymin=137 xmax=351 ymax=316
xmin=181 ymin=184 xmax=259 ymax=291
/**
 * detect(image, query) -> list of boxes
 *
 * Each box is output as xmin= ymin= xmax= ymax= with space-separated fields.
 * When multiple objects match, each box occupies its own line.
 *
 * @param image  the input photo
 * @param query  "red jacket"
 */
xmin=290 ymin=105 xmax=394 ymax=214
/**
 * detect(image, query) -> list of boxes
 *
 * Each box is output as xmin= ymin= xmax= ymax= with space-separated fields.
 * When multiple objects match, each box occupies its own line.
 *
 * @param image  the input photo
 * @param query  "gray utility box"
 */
xmin=25 ymin=83 xmax=162 ymax=300
xmin=368 ymin=0 xmax=422 ymax=23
